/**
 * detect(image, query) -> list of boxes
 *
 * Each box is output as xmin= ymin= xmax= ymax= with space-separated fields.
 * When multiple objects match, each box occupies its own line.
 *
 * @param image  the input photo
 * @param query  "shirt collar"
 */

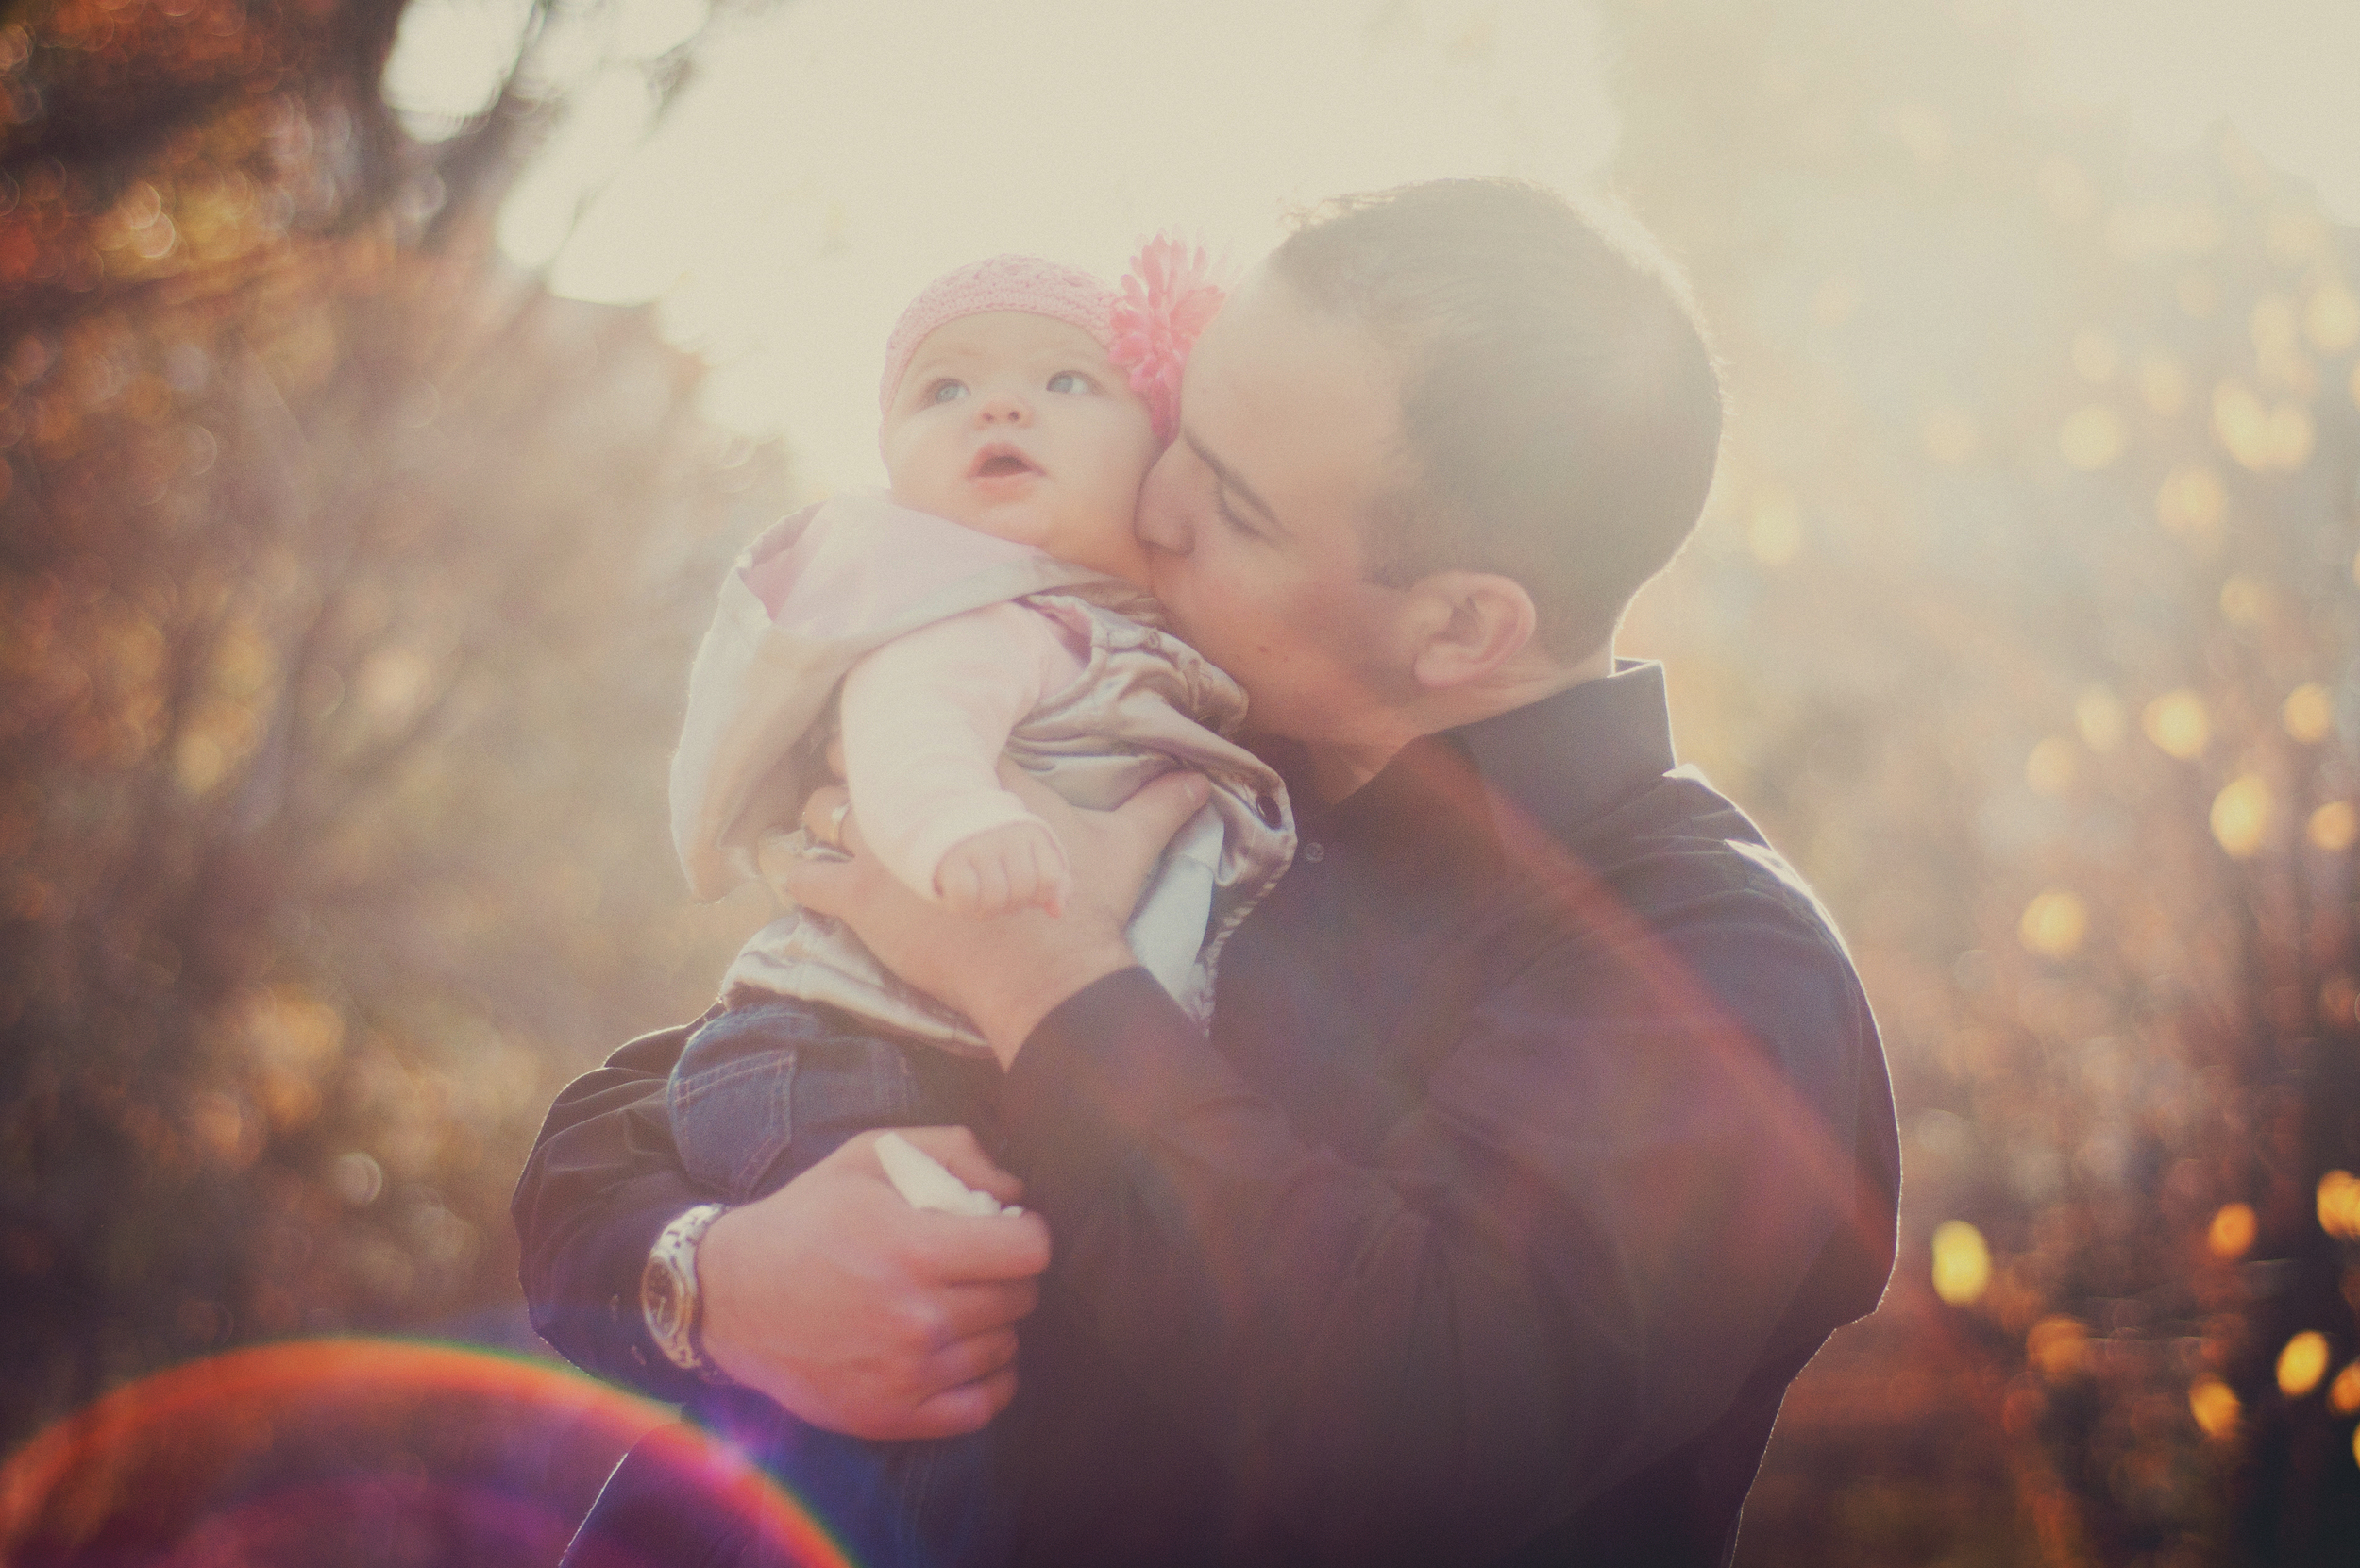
xmin=1293 ymin=659 xmax=1678 ymax=851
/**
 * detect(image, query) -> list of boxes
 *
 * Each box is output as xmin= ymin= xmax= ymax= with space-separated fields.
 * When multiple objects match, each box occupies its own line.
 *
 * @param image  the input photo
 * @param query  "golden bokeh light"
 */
xmin=2189 ymin=1377 xmax=2240 ymax=1440
xmin=2024 ymin=736 xmax=2078 ymax=795
xmin=2331 ymin=1361 xmax=2360 ymax=1417
xmin=2307 ymin=282 xmax=2360 ymax=352
xmin=2028 ymin=1315 xmax=2090 ymax=1382
xmin=2059 ymin=404 xmax=2126 ymax=469
xmin=1930 ymin=1220 xmax=1991 ymax=1306
xmin=2207 ymin=1201 xmax=2256 ymax=1259
xmin=2310 ymin=801 xmax=2358 ymax=853
xmin=2217 ymin=575 xmax=2267 ymax=626
xmin=2318 ymin=1171 xmax=2360 ymax=1239
xmin=2284 ymin=683 xmax=2335 ymax=744
xmin=2076 ymin=687 xmax=2127 ymax=751
xmin=2277 ymin=1331 xmax=2331 ymax=1398
xmin=2142 ymin=689 xmax=2209 ymax=758
xmin=2212 ymin=380 xmax=2314 ymax=471
xmin=2209 ymin=775 xmax=2273 ymax=858
xmin=2019 ymin=890 xmax=2088 ymax=960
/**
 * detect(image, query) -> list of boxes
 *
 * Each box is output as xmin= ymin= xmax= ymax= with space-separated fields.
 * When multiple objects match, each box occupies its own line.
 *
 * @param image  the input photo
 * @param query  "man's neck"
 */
xmin=1298 ymin=639 xmax=1617 ymax=802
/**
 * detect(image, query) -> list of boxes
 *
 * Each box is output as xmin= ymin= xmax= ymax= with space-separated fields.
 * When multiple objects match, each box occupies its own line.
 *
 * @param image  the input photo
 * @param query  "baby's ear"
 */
xmin=1407 ymin=571 xmax=1539 ymax=690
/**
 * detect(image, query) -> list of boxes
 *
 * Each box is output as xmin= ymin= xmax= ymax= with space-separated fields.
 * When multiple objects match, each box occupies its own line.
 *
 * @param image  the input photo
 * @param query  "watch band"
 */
xmin=641 ymin=1202 xmax=731 ymax=1381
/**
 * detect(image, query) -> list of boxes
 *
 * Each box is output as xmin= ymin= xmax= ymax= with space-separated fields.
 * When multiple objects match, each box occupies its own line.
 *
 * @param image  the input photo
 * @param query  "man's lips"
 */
xmin=968 ymin=442 xmax=1042 ymax=481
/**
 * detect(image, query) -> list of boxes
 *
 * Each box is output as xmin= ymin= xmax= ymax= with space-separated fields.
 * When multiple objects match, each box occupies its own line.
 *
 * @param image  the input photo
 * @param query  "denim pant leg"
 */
xmin=666 ymin=999 xmax=1014 ymax=1568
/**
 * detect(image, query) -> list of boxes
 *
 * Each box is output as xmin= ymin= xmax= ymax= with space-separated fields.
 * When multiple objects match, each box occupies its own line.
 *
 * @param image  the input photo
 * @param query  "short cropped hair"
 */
xmin=1271 ymin=179 xmax=1724 ymax=657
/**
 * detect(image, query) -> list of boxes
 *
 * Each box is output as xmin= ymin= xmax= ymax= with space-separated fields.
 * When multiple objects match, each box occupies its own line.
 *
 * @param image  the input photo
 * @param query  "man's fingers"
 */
xmin=936 ymin=1277 xmax=1040 ymax=1341
xmin=902 ymin=1368 xmax=1018 ymax=1440
xmin=779 ymin=854 xmax=859 ymax=918
xmin=904 ymin=1206 xmax=1052 ymax=1281
xmin=1118 ymin=768 xmax=1214 ymax=846
xmin=926 ymin=1324 xmax=1020 ymax=1389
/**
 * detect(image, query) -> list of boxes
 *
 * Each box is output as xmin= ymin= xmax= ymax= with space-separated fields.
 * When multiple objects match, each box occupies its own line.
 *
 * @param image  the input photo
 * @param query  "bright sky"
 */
xmin=384 ymin=0 xmax=2359 ymax=493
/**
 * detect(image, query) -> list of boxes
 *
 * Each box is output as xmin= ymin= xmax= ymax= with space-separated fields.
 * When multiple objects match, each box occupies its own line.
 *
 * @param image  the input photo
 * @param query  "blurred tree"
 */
xmin=1600 ymin=1 xmax=2360 ymax=1562
xmin=1 ymin=0 xmax=788 ymax=1455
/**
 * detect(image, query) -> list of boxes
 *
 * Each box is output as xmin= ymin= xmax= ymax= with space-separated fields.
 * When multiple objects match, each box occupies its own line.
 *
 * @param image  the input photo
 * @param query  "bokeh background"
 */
xmin=6 ymin=0 xmax=2360 ymax=1562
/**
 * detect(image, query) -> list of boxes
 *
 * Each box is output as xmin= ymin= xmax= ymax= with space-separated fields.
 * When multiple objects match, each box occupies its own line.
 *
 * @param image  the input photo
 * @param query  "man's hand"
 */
xmin=697 ymin=1126 xmax=1051 ymax=1441
xmin=782 ymin=764 xmax=1209 ymax=1061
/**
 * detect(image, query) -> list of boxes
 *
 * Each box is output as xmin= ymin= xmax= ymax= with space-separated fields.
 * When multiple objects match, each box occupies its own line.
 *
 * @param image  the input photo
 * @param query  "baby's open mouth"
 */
xmin=969 ymin=444 xmax=1042 ymax=480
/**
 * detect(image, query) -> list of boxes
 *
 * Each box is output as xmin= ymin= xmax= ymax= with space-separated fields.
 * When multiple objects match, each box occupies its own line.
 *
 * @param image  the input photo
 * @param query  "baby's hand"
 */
xmin=936 ymin=820 xmax=1070 ymax=918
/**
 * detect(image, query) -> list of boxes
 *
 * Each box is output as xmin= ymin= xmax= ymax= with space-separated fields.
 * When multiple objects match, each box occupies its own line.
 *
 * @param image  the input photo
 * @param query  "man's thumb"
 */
xmin=1122 ymin=770 xmax=1212 ymax=840
xmin=776 ymin=855 xmax=853 ymax=916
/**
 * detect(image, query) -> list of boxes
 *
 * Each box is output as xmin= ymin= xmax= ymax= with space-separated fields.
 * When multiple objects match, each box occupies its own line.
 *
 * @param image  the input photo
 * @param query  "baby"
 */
xmin=656 ymin=249 xmax=1294 ymax=1568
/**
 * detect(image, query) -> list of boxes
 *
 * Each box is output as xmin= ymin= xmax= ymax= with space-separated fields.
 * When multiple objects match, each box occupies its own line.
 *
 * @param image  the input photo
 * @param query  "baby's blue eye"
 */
xmin=1046 ymin=370 xmax=1092 ymax=395
xmin=930 ymin=379 xmax=968 ymax=404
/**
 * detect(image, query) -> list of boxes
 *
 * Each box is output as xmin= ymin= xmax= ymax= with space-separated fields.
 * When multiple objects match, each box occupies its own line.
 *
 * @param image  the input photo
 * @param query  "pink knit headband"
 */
xmin=878 ymin=238 xmax=1225 ymax=445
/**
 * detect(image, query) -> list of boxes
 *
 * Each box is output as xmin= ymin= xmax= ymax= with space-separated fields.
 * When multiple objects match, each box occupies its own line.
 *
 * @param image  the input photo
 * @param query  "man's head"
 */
xmin=1137 ymin=179 xmax=1722 ymax=764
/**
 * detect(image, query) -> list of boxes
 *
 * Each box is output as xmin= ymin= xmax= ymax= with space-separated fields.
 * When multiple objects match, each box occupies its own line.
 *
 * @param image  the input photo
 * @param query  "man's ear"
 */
xmin=1404 ymin=570 xmax=1540 ymax=690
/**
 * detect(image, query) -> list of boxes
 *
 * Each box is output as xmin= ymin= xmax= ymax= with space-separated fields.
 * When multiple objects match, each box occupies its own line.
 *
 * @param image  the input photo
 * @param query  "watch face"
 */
xmin=644 ymin=1256 xmax=687 ymax=1344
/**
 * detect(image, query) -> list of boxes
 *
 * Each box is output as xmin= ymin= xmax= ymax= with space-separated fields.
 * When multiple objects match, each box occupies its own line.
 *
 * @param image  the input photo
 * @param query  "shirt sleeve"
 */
xmin=838 ymin=602 xmax=1085 ymax=902
xmin=511 ymin=1023 xmax=721 ymax=1405
xmin=998 ymin=887 xmax=1895 ymax=1564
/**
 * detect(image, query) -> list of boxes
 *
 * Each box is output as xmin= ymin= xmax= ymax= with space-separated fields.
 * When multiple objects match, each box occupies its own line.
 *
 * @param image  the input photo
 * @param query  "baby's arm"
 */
xmin=838 ymin=602 xmax=1084 ymax=917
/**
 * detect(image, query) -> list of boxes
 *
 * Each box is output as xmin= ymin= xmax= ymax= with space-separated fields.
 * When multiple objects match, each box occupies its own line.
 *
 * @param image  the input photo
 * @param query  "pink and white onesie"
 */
xmin=670 ymin=491 xmax=1295 ymax=1058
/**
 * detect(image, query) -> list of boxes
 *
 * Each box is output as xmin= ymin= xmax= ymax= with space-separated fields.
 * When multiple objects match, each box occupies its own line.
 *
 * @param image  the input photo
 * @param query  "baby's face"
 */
xmin=881 ymin=312 xmax=1158 ymax=583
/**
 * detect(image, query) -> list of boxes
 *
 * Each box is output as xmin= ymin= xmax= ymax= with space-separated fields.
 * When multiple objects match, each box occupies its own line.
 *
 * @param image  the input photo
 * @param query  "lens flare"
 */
xmin=0 ymin=1340 xmax=853 ymax=1568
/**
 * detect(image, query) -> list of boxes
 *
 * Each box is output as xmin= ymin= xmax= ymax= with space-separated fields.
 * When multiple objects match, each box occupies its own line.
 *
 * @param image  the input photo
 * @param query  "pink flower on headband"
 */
xmin=1108 ymin=235 xmax=1225 ymax=445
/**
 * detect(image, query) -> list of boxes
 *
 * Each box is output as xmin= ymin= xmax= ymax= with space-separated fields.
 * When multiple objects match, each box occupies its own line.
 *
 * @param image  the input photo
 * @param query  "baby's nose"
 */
xmin=977 ymin=389 xmax=1031 ymax=423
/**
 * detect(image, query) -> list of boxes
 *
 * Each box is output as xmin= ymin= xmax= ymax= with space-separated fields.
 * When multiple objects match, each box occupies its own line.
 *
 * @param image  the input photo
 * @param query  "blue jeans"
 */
xmin=666 ymin=998 xmax=1010 ymax=1568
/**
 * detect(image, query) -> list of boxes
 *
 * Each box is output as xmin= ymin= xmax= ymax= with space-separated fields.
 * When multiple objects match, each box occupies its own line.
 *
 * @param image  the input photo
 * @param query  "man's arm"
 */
xmin=514 ymin=1023 xmax=715 ymax=1401
xmin=512 ymin=1025 xmax=1053 ymax=1437
xmin=791 ymin=820 xmax=1897 ymax=1563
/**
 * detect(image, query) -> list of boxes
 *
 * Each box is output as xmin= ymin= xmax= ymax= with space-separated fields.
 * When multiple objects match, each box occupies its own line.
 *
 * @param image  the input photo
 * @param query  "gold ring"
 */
xmin=824 ymin=800 xmax=851 ymax=848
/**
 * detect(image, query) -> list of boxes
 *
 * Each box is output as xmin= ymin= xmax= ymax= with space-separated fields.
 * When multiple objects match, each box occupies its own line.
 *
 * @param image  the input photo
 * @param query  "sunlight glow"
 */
xmin=520 ymin=0 xmax=1619 ymax=490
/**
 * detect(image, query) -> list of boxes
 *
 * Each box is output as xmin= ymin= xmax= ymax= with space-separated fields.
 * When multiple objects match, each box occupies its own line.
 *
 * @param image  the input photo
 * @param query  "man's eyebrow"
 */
xmin=1182 ymin=431 xmax=1285 ymax=533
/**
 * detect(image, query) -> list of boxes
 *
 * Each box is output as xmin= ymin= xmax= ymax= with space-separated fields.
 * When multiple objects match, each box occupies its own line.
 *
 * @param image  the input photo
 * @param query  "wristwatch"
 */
xmin=641 ymin=1202 xmax=733 ymax=1382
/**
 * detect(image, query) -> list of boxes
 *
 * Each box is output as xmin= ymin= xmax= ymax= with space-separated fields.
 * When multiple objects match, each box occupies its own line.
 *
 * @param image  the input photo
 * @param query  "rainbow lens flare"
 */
xmin=0 ymin=1338 xmax=854 ymax=1567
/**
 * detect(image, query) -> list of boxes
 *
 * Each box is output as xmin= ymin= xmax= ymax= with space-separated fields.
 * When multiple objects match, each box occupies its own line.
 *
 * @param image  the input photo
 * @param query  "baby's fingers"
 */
xmin=938 ymin=855 xmax=982 ymax=915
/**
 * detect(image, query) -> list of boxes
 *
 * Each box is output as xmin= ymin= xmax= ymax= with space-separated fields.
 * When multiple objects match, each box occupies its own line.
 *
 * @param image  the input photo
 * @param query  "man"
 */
xmin=516 ymin=178 xmax=1900 ymax=1566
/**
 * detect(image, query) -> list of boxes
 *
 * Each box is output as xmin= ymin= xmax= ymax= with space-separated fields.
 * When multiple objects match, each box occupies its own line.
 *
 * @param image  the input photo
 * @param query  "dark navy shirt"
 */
xmin=514 ymin=662 xmax=1900 ymax=1567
